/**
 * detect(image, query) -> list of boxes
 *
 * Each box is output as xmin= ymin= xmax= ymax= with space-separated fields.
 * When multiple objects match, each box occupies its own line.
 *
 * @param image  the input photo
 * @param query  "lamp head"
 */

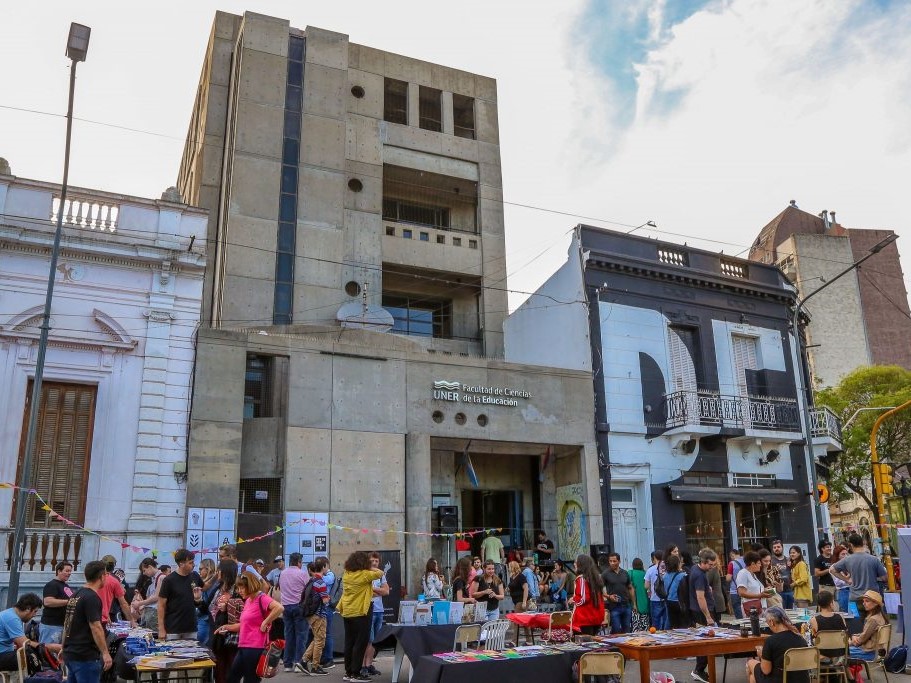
xmin=66 ymin=23 xmax=91 ymax=62
xmin=869 ymin=233 xmax=898 ymax=254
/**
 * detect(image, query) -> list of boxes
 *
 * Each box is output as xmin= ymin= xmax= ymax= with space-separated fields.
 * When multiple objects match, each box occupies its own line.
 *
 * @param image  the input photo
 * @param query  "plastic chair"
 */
xmin=814 ymin=630 xmax=850 ymax=683
xmin=782 ymin=646 xmax=820 ymax=683
xmin=479 ymin=619 xmax=511 ymax=651
xmin=540 ymin=610 xmax=573 ymax=643
xmin=578 ymin=651 xmax=625 ymax=682
xmin=0 ymin=647 xmax=27 ymax=683
xmin=860 ymin=624 xmax=893 ymax=683
xmin=453 ymin=623 xmax=481 ymax=651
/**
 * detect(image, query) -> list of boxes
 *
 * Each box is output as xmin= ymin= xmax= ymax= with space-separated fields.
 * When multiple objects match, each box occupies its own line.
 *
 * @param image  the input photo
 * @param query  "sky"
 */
xmin=2 ymin=0 xmax=910 ymax=311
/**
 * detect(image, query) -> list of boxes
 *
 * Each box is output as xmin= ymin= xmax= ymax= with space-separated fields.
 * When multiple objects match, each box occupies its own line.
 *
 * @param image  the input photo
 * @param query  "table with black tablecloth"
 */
xmin=375 ymin=623 xmax=462 ymax=682
xmin=411 ymin=648 xmax=588 ymax=683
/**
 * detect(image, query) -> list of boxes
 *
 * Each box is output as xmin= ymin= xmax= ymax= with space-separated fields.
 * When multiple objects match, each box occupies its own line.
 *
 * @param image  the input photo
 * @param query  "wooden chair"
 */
xmin=453 ymin=623 xmax=481 ymax=652
xmin=479 ymin=619 xmax=511 ymax=651
xmin=782 ymin=647 xmax=820 ymax=683
xmin=578 ymin=651 xmax=625 ymax=682
xmin=540 ymin=610 xmax=573 ymax=643
xmin=859 ymin=624 xmax=893 ymax=683
xmin=814 ymin=630 xmax=850 ymax=683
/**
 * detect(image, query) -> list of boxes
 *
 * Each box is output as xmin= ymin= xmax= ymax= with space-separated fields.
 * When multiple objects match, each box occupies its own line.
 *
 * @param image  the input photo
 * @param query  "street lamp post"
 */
xmin=791 ymin=233 xmax=898 ymax=550
xmin=6 ymin=22 xmax=91 ymax=607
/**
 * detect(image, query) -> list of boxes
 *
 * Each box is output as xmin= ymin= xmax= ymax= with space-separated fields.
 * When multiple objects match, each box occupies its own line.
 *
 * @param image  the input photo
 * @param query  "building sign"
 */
xmin=432 ymin=380 xmax=531 ymax=407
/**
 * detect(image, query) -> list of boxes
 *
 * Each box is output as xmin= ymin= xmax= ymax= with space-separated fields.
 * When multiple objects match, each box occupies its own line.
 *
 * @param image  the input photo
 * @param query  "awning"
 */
xmin=668 ymin=485 xmax=801 ymax=504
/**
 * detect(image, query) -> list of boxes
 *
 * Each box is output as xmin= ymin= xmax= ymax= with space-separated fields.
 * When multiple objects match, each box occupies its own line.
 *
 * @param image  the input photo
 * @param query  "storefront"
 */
xmin=186 ymin=325 xmax=601 ymax=592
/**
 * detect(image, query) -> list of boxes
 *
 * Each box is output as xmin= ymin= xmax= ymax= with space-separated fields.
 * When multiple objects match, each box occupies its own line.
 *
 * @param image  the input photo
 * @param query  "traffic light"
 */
xmin=878 ymin=463 xmax=895 ymax=496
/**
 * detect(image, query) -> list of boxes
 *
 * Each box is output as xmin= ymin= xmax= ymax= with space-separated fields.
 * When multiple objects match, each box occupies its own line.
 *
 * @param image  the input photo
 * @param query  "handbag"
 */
xmin=255 ymin=639 xmax=285 ymax=679
xmin=741 ymin=599 xmax=762 ymax=614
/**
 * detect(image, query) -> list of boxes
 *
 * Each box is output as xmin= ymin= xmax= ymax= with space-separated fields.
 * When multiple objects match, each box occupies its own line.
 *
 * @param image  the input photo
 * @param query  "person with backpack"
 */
xmin=644 ymin=550 xmax=667 ymax=630
xmin=279 ymin=553 xmax=310 ymax=673
xmin=726 ymin=548 xmax=746 ymax=618
xmin=298 ymin=561 xmax=331 ymax=676
xmin=317 ymin=556 xmax=339 ymax=670
xmin=61 ymin=561 xmax=111 ymax=682
xmin=664 ymin=555 xmax=688 ymax=628
xmin=689 ymin=548 xmax=718 ymax=683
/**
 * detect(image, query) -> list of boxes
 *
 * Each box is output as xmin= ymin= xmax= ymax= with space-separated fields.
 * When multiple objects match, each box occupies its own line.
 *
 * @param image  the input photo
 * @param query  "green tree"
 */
xmin=816 ymin=365 xmax=911 ymax=527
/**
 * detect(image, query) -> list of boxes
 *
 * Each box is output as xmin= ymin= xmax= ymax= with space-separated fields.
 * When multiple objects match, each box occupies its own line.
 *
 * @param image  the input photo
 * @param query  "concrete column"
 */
xmin=405 ymin=432 xmax=432 ymax=595
xmin=407 ymin=83 xmax=420 ymax=128
xmin=441 ymin=92 xmax=454 ymax=136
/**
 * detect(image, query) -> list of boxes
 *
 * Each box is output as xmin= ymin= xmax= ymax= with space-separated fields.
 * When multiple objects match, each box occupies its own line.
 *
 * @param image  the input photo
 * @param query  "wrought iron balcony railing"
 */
xmin=664 ymin=390 xmax=801 ymax=433
xmin=810 ymin=406 xmax=843 ymax=443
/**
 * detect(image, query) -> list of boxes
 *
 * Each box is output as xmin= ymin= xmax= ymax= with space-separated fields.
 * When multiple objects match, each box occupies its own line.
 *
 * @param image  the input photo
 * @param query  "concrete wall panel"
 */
xmin=303 ymin=63 xmax=346 ymax=120
xmin=298 ymin=166 xmax=344 ymax=228
xmin=330 ymin=430 xmax=405 ymax=512
xmin=300 ymin=115 xmax=346 ymax=171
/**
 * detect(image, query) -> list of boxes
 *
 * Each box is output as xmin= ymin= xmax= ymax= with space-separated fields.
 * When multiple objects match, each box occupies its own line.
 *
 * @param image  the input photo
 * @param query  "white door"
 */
xmin=731 ymin=335 xmax=759 ymax=427
xmin=611 ymin=487 xmax=640 ymax=566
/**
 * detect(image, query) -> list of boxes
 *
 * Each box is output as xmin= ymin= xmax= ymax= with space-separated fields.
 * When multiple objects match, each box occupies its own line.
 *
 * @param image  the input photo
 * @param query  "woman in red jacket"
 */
xmin=568 ymin=554 xmax=606 ymax=635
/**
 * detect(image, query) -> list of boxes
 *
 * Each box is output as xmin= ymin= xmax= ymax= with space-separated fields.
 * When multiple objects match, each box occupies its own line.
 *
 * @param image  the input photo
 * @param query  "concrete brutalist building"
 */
xmin=177 ymin=11 xmax=600 ymax=590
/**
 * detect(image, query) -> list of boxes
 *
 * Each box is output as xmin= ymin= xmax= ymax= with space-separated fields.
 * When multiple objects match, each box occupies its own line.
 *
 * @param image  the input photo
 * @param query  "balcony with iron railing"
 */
xmin=663 ymin=389 xmax=802 ymax=435
xmin=810 ymin=405 xmax=843 ymax=452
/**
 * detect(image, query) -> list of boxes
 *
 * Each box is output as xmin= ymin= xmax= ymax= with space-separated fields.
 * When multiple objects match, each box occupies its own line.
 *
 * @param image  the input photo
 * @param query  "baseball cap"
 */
xmin=818 ymin=539 xmax=832 ymax=550
xmin=274 ymin=556 xmax=283 ymax=562
xmin=255 ymin=558 xmax=265 ymax=565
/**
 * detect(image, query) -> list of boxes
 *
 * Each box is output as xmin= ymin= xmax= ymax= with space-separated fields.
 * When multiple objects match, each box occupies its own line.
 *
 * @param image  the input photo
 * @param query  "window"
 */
xmin=684 ymin=503 xmax=725 ymax=558
xmin=419 ymin=86 xmax=442 ymax=132
xmin=244 ymin=355 xmax=274 ymax=418
xmin=239 ymin=477 xmax=282 ymax=514
xmin=731 ymin=335 xmax=759 ymax=397
xmin=667 ymin=326 xmax=699 ymax=392
xmin=16 ymin=381 xmax=96 ymax=527
xmin=383 ymin=294 xmax=452 ymax=338
xmin=452 ymin=94 xmax=475 ymax=139
xmin=382 ymin=198 xmax=450 ymax=230
xmin=384 ymin=78 xmax=408 ymax=125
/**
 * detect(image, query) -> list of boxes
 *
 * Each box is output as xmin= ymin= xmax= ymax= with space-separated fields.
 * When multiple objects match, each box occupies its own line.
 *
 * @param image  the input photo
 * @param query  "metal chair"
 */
xmin=782 ymin=646 xmax=820 ymax=683
xmin=453 ymin=623 xmax=482 ymax=651
xmin=479 ymin=619 xmax=511 ymax=651
xmin=540 ymin=610 xmax=573 ymax=643
xmin=859 ymin=624 xmax=893 ymax=683
xmin=0 ymin=647 xmax=27 ymax=683
xmin=815 ymin=630 xmax=850 ymax=683
xmin=578 ymin=651 xmax=625 ymax=682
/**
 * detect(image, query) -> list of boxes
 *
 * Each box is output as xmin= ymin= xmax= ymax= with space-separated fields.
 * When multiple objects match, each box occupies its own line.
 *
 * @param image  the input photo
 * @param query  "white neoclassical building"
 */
xmin=0 ymin=160 xmax=207 ymax=601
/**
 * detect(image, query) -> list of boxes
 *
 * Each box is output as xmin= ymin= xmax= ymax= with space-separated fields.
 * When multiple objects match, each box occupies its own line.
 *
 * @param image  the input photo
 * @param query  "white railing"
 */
xmin=810 ymin=406 xmax=843 ymax=442
xmin=52 ymin=195 xmax=119 ymax=232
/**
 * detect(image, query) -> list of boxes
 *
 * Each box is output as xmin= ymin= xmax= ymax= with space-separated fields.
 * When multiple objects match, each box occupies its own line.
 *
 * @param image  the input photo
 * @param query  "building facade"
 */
xmin=749 ymin=202 xmax=911 ymax=388
xmin=177 ymin=12 xmax=601 ymax=592
xmin=0 ymin=164 xmax=207 ymax=601
xmin=507 ymin=226 xmax=843 ymax=563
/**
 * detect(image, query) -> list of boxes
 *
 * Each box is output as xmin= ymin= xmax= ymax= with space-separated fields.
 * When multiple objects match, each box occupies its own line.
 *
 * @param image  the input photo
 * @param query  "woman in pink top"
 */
xmin=215 ymin=571 xmax=283 ymax=683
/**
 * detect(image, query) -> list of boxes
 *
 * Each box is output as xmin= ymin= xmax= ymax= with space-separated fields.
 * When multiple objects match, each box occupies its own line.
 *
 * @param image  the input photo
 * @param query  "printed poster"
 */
xmin=556 ymin=484 xmax=587 ymax=562
xmin=285 ymin=511 xmax=330 ymax=564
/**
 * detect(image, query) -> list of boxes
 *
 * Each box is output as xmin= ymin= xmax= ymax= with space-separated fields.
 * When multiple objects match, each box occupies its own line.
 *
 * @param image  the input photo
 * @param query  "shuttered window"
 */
xmin=667 ymin=326 xmax=698 ymax=392
xmin=731 ymin=335 xmax=759 ymax=396
xmin=15 ymin=381 xmax=96 ymax=527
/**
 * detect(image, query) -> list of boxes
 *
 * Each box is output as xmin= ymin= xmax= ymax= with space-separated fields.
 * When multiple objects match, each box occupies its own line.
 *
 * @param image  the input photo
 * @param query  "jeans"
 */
xmin=66 ymin=658 xmax=102 ymax=683
xmin=197 ymin=615 xmax=210 ymax=646
xmin=691 ymin=610 xmax=709 ymax=673
xmin=649 ymin=601 xmax=667 ymax=630
xmin=40 ymin=623 xmax=64 ymax=644
xmin=282 ymin=604 xmax=309 ymax=667
xmin=837 ymin=587 xmax=850 ymax=614
xmin=849 ymin=646 xmax=876 ymax=661
xmin=227 ymin=647 xmax=262 ymax=683
xmin=609 ymin=604 xmax=632 ymax=634
xmin=343 ymin=613 xmax=372 ymax=677
xmin=779 ymin=591 xmax=794 ymax=610
xmin=478 ymin=607 xmax=500 ymax=622
xmin=730 ymin=592 xmax=743 ymax=619
xmin=321 ymin=608 xmax=335 ymax=664
xmin=304 ymin=615 xmax=327 ymax=666
xmin=369 ymin=611 xmax=384 ymax=642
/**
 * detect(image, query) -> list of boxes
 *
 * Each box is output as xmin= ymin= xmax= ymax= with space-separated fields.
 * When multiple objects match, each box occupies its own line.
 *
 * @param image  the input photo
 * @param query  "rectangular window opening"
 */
xmin=244 ymin=354 xmax=274 ymax=418
xmin=419 ymin=86 xmax=442 ymax=132
xmin=383 ymin=294 xmax=452 ymax=339
xmin=384 ymin=78 xmax=408 ymax=125
xmin=452 ymin=94 xmax=475 ymax=139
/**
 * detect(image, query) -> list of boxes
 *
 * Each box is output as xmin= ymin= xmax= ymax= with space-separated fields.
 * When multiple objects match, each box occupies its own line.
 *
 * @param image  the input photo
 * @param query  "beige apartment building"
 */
xmin=177 ymin=11 xmax=601 ymax=595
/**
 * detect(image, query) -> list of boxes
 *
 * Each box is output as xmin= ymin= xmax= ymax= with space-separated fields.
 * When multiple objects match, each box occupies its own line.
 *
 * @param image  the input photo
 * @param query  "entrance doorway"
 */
xmin=611 ymin=487 xmax=639 ymax=565
xmin=461 ymin=490 xmax=522 ymax=550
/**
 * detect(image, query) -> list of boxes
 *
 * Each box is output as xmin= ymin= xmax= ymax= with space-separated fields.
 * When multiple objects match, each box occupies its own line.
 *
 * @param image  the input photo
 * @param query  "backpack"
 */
xmin=300 ymin=579 xmax=322 ymax=617
xmin=327 ymin=576 xmax=343 ymax=609
xmin=885 ymin=645 xmax=908 ymax=674
xmin=654 ymin=573 xmax=667 ymax=600
xmin=677 ymin=573 xmax=690 ymax=611
xmin=255 ymin=639 xmax=285 ymax=679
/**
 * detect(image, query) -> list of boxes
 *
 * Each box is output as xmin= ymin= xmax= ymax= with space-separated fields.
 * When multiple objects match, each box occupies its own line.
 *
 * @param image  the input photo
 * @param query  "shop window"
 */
xmin=244 ymin=354 xmax=274 ymax=418
xmin=384 ymin=78 xmax=408 ymax=125
xmin=239 ymin=477 xmax=282 ymax=514
xmin=684 ymin=502 xmax=725 ymax=558
xmin=382 ymin=294 xmax=452 ymax=338
xmin=15 ymin=381 xmax=96 ymax=527
xmin=419 ymin=86 xmax=442 ymax=132
xmin=453 ymin=94 xmax=475 ymax=139
xmin=735 ymin=501 xmax=776 ymax=551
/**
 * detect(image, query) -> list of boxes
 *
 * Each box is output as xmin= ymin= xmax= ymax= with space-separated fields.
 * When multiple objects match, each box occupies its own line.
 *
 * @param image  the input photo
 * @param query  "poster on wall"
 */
xmin=556 ymin=484 xmax=587 ymax=562
xmin=285 ymin=511 xmax=329 ymax=564
xmin=187 ymin=507 xmax=235 ymax=563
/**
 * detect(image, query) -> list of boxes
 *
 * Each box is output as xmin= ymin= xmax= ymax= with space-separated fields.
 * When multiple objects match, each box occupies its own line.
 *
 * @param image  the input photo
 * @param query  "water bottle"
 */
xmin=750 ymin=608 xmax=761 ymax=636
